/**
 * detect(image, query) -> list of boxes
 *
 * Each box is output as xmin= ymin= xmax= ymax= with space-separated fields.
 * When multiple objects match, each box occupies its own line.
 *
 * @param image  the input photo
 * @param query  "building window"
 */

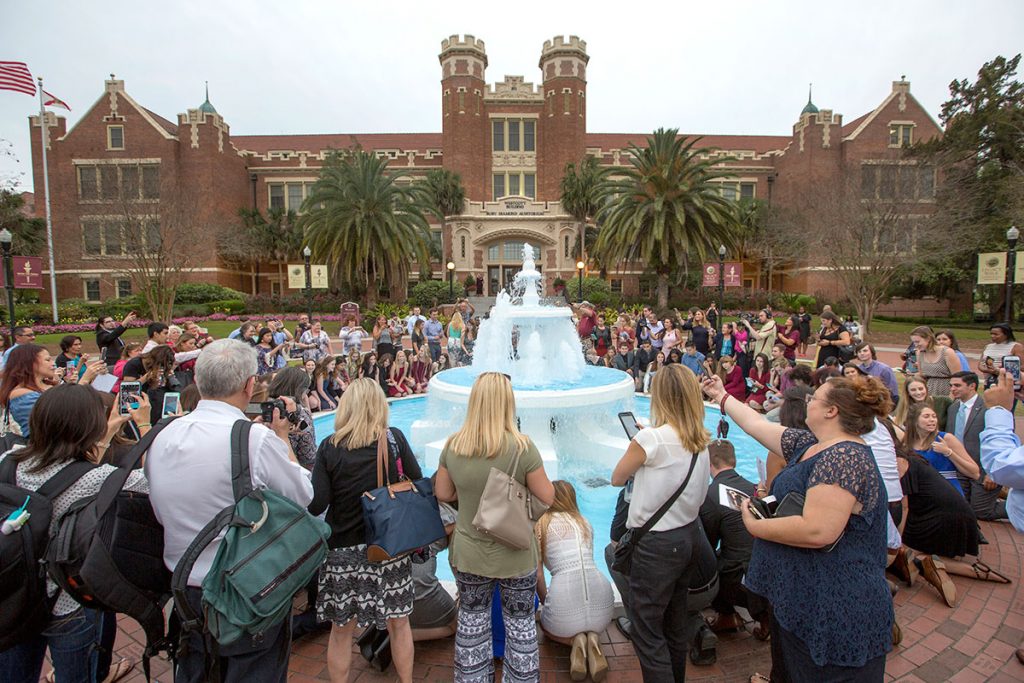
xmin=740 ymin=183 xmax=755 ymax=200
xmin=889 ymin=124 xmax=913 ymax=148
xmin=564 ymin=235 xmax=570 ymax=258
xmin=610 ymin=278 xmax=623 ymax=294
xmin=460 ymin=235 xmax=467 ymax=259
xmin=492 ymin=120 xmax=504 ymax=152
xmin=491 ymin=119 xmax=537 ymax=153
xmin=715 ymin=182 xmax=756 ymax=201
xmin=860 ymin=163 xmax=935 ymax=201
xmin=76 ymin=163 xmax=159 ymax=201
xmin=267 ymin=182 xmax=315 ymax=212
xmin=116 ymin=279 xmax=132 ymax=298
xmin=492 ymin=173 xmax=536 ymax=200
xmin=84 ymin=279 xmax=101 ymax=302
xmin=107 ymin=126 xmax=124 ymax=150
xmin=82 ymin=218 xmax=159 ymax=257
xmin=287 ymin=183 xmax=303 ymax=212
xmin=269 ymin=184 xmax=285 ymax=210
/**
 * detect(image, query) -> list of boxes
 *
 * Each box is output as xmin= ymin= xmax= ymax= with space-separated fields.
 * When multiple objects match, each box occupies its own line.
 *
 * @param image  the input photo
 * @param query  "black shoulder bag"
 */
xmin=611 ymin=453 xmax=699 ymax=575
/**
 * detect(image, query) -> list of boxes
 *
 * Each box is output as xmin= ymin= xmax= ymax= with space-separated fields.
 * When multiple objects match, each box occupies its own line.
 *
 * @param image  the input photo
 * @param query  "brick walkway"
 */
xmin=100 ymin=519 xmax=1023 ymax=682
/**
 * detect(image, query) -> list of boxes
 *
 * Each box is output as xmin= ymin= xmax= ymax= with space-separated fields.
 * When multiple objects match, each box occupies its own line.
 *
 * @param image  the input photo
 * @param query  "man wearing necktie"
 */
xmin=948 ymin=371 xmax=1008 ymax=520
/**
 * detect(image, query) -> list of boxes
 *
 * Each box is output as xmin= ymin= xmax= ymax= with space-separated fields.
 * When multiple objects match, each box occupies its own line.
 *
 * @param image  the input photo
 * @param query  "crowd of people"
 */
xmin=1 ymin=296 xmax=1023 ymax=683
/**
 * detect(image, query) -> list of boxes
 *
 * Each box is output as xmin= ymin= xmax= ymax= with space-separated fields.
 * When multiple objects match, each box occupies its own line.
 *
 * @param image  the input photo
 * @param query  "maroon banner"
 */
xmin=702 ymin=262 xmax=743 ymax=288
xmin=0 ymin=256 xmax=44 ymax=289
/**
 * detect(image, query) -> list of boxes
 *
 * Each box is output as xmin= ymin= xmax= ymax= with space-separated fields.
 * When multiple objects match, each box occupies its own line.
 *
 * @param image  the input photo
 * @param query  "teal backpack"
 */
xmin=171 ymin=420 xmax=329 ymax=646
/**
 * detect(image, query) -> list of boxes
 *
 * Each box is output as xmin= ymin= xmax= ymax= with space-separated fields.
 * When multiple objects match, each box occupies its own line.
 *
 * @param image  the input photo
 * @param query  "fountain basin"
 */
xmin=428 ymin=365 xmax=635 ymax=407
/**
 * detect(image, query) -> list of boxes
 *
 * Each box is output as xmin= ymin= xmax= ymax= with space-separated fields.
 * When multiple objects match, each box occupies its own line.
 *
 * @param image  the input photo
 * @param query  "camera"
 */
xmin=260 ymin=399 xmax=308 ymax=430
xmin=738 ymin=312 xmax=756 ymax=324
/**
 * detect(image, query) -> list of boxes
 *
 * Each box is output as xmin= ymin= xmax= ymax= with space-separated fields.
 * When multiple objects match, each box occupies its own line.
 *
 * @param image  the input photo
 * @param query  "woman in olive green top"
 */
xmin=434 ymin=372 xmax=555 ymax=683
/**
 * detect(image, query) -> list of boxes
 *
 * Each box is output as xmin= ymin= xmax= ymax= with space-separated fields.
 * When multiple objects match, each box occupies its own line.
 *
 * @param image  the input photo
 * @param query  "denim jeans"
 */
xmin=0 ymin=608 xmax=101 ymax=683
xmin=627 ymin=521 xmax=700 ymax=683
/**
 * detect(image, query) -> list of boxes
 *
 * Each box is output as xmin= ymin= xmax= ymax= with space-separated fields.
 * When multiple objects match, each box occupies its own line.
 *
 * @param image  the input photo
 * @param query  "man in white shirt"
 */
xmin=140 ymin=322 xmax=169 ymax=353
xmin=146 ymin=339 xmax=312 ymax=682
xmin=405 ymin=306 xmax=426 ymax=336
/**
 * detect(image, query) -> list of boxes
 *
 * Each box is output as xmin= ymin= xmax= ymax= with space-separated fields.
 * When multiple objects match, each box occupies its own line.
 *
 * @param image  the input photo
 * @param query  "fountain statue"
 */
xmin=412 ymin=243 xmax=636 ymax=478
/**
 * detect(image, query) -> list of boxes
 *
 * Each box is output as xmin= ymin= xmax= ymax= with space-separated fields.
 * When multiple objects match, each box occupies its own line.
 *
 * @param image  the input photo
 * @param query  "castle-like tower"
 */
xmin=439 ymin=35 xmax=488 ymax=201
xmin=537 ymin=36 xmax=589 ymax=199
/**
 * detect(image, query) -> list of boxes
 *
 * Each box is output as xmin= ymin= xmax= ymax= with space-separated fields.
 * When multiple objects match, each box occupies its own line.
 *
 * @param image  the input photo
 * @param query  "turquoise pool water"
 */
xmin=312 ymin=396 xmax=766 ymax=582
xmin=435 ymin=365 xmax=631 ymax=390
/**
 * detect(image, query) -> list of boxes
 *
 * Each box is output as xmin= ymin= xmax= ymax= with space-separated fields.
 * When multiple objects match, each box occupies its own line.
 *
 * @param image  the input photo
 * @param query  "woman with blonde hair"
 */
xmin=308 ymin=378 xmax=422 ymax=683
xmin=610 ymin=364 xmax=712 ymax=682
xmin=447 ymin=312 xmax=468 ymax=366
xmin=537 ymin=480 xmax=614 ymax=681
xmin=893 ymin=375 xmax=952 ymax=432
xmin=434 ymin=372 xmax=555 ymax=682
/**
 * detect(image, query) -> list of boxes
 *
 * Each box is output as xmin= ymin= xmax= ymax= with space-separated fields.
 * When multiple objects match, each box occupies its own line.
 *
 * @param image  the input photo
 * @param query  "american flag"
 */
xmin=0 ymin=61 xmax=36 ymax=96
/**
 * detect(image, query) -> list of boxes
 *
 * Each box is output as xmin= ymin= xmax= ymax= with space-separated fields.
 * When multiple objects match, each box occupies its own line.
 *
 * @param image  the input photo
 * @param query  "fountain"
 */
xmin=412 ymin=243 xmax=636 ymax=478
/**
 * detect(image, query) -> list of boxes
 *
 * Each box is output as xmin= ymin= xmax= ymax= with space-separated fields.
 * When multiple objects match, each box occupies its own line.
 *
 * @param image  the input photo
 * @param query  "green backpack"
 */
xmin=171 ymin=419 xmax=329 ymax=646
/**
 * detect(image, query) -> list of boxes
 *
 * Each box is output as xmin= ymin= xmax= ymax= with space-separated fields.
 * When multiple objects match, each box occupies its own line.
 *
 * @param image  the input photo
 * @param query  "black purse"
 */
xmin=611 ymin=453 xmax=699 ymax=575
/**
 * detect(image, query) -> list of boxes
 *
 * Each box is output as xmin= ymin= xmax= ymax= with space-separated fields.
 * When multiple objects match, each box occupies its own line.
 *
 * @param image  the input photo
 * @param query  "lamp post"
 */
xmin=302 ymin=245 xmax=312 ymax=321
xmin=0 ymin=229 xmax=14 ymax=335
xmin=446 ymin=261 xmax=455 ymax=299
xmin=576 ymin=260 xmax=585 ymax=303
xmin=717 ymin=244 xmax=726 ymax=337
xmin=1006 ymin=225 xmax=1019 ymax=325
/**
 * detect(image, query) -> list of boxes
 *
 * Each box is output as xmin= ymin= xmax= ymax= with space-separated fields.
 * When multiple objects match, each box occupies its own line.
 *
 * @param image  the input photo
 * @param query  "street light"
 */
xmin=1006 ymin=225 xmax=1019 ymax=325
xmin=575 ymin=260 xmax=585 ymax=303
xmin=446 ymin=261 xmax=455 ymax=299
xmin=717 ymin=244 xmax=727 ymax=337
xmin=0 ymin=229 xmax=14 ymax=335
xmin=302 ymin=245 xmax=312 ymax=321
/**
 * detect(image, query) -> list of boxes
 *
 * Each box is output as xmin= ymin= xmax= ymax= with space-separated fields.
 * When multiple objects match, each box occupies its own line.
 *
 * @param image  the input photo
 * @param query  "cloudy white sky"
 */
xmin=2 ymin=0 xmax=1022 ymax=192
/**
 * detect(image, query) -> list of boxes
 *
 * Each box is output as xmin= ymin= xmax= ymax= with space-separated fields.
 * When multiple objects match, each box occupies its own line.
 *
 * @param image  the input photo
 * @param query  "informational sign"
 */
xmin=702 ymin=262 xmax=743 ymax=288
xmin=978 ymin=252 xmax=1007 ymax=285
xmin=340 ymin=302 xmax=361 ymax=322
xmin=0 ymin=256 xmax=44 ymax=289
xmin=287 ymin=263 xmax=329 ymax=289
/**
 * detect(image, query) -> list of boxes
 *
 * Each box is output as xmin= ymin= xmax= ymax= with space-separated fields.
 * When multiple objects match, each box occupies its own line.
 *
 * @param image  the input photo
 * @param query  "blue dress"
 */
xmin=914 ymin=432 xmax=964 ymax=496
xmin=8 ymin=391 xmax=41 ymax=438
xmin=744 ymin=428 xmax=892 ymax=668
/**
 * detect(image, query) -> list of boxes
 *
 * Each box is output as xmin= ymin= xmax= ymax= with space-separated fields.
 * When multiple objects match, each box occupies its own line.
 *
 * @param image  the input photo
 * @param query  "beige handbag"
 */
xmin=471 ymin=448 xmax=549 ymax=550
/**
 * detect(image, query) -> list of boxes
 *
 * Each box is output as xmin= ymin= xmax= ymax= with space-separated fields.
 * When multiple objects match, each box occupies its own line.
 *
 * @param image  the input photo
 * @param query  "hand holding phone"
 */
xmin=1002 ymin=355 xmax=1020 ymax=390
xmin=118 ymin=381 xmax=142 ymax=416
xmin=618 ymin=411 xmax=641 ymax=440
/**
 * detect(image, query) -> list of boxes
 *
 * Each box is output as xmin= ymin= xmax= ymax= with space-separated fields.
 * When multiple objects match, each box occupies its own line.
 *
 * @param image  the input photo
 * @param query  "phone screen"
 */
xmin=618 ymin=411 xmax=640 ymax=440
xmin=118 ymin=382 xmax=141 ymax=416
xmin=162 ymin=392 xmax=181 ymax=418
xmin=1003 ymin=355 xmax=1021 ymax=389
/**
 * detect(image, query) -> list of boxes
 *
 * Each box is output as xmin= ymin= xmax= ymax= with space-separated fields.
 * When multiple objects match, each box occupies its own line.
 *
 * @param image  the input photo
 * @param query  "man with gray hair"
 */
xmin=145 ymin=339 xmax=312 ymax=682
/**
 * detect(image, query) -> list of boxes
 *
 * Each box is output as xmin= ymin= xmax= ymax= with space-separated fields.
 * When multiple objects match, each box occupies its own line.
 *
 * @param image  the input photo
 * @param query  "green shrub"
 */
xmin=409 ymin=280 xmax=466 ymax=308
xmin=565 ymin=276 xmax=615 ymax=308
xmin=207 ymin=299 xmax=246 ymax=314
xmin=175 ymin=283 xmax=247 ymax=304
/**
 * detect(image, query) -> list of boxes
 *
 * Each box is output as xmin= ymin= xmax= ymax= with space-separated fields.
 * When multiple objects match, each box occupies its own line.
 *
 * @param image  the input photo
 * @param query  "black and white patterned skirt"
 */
xmin=316 ymin=544 xmax=414 ymax=629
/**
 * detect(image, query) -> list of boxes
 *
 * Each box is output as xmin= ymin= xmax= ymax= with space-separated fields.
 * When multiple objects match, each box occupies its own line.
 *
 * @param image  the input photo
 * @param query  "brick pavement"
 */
xmin=96 ymin=518 xmax=1023 ymax=682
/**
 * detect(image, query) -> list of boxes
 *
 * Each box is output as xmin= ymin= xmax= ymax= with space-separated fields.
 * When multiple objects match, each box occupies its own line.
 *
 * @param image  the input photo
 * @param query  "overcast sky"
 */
xmin=2 ymin=0 xmax=1022 ymax=192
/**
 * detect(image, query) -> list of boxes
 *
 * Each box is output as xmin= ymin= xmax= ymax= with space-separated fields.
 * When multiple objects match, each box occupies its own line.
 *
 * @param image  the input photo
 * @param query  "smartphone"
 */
xmin=162 ymin=392 xmax=181 ymax=418
xmin=1003 ymin=355 xmax=1021 ymax=390
xmin=118 ymin=381 xmax=141 ymax=416
xmin=618 ymin=411 xmax=640 ymax=440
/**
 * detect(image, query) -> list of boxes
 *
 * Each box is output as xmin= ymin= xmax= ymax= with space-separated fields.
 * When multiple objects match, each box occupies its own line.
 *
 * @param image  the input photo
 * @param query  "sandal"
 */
xmin=102 ymin=659 xmax=135 ymax=683
xmin=750 ymin=674 xmax=770 ymax=683
xmin=971 ymin=560 xmax=1012 ymax=584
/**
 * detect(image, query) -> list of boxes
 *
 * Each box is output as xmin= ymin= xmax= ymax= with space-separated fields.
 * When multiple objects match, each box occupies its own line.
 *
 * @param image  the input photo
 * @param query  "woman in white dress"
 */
xmin=537 ymin=480 xmax=614 ymax=681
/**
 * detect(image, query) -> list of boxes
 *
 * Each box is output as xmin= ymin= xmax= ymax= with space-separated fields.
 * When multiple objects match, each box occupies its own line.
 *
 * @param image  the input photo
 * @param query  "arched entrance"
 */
xmin=485 ymin=240 xmax=542 ymax=295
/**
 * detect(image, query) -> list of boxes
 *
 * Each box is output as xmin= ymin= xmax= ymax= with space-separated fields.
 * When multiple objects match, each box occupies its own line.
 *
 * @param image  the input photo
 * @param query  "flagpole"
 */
xmin=38 ymin=77 xmax=58 ymax=323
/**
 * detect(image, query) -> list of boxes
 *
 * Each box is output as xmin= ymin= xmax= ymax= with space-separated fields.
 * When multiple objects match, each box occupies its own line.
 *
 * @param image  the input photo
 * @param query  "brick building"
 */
xmin=27 ymin=35 xmax=942 ymax=303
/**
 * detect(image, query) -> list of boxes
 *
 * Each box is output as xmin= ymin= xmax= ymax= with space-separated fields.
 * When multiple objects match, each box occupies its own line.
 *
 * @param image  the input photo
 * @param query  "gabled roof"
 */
xmin=842 ymin=84 xmax=942 ymax=142
xmin=585 ymin=133 xmax=791 ymax=155
xmin=841 ymin=113 xmax=869 ymax=137
xmin=143 ymin=107 xmax=178 ymax=135
xmin=232 ymin=132 xmax=443 ymax=155
xmin=62 ymin=81 xmax=178 ymax=142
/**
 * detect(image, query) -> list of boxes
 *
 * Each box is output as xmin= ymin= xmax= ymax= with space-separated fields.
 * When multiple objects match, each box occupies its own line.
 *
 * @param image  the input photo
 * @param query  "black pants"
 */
xmin=627 ymin=522 xmax=700 ymax=683
xmin=769 ymin=614 xmax=885 ymax=683
xmin=711 ymin=568 xmax=747 ymax=615
xmin=175 ymin=588 xmax=291 ymax=683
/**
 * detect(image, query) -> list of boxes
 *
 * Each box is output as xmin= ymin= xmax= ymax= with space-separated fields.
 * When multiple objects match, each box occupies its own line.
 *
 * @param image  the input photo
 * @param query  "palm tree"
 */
xmin=559 ymin=156 xmax=609 ymax=269
xmin=419 ymin=168 xmax=466 ymax=271
xmin=300 ymin=150 xmax=432 ymax=305
xmin=594 ymin=129 xmax=742 ymax=309
xmin=0 ymin=190 xmax=46 ymax=257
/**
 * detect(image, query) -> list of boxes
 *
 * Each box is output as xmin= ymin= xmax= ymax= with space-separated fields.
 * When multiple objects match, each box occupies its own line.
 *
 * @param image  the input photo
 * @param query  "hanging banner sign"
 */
xmin=702 ymin=262 xmax=743 ymax=288
xmin=287 ymin=264 xmax=329 ymax=289
xmin=0 ymin=257 xmax=44 ymax=289
xmin=977 ymin=252 xmax=1007 ymax=285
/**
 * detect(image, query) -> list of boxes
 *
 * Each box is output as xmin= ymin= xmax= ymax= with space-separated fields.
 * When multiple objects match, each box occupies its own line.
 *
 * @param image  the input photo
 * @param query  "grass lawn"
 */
xmin=35 ymin=321 xmax=242 ymax=354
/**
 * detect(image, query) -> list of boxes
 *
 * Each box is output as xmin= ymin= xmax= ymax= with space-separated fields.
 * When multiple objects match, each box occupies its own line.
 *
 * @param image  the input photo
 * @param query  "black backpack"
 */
xmin=0 ymin=455 xmax=95 ymax=651
xmin=45 ymin=418 xmax=180 ymax=669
